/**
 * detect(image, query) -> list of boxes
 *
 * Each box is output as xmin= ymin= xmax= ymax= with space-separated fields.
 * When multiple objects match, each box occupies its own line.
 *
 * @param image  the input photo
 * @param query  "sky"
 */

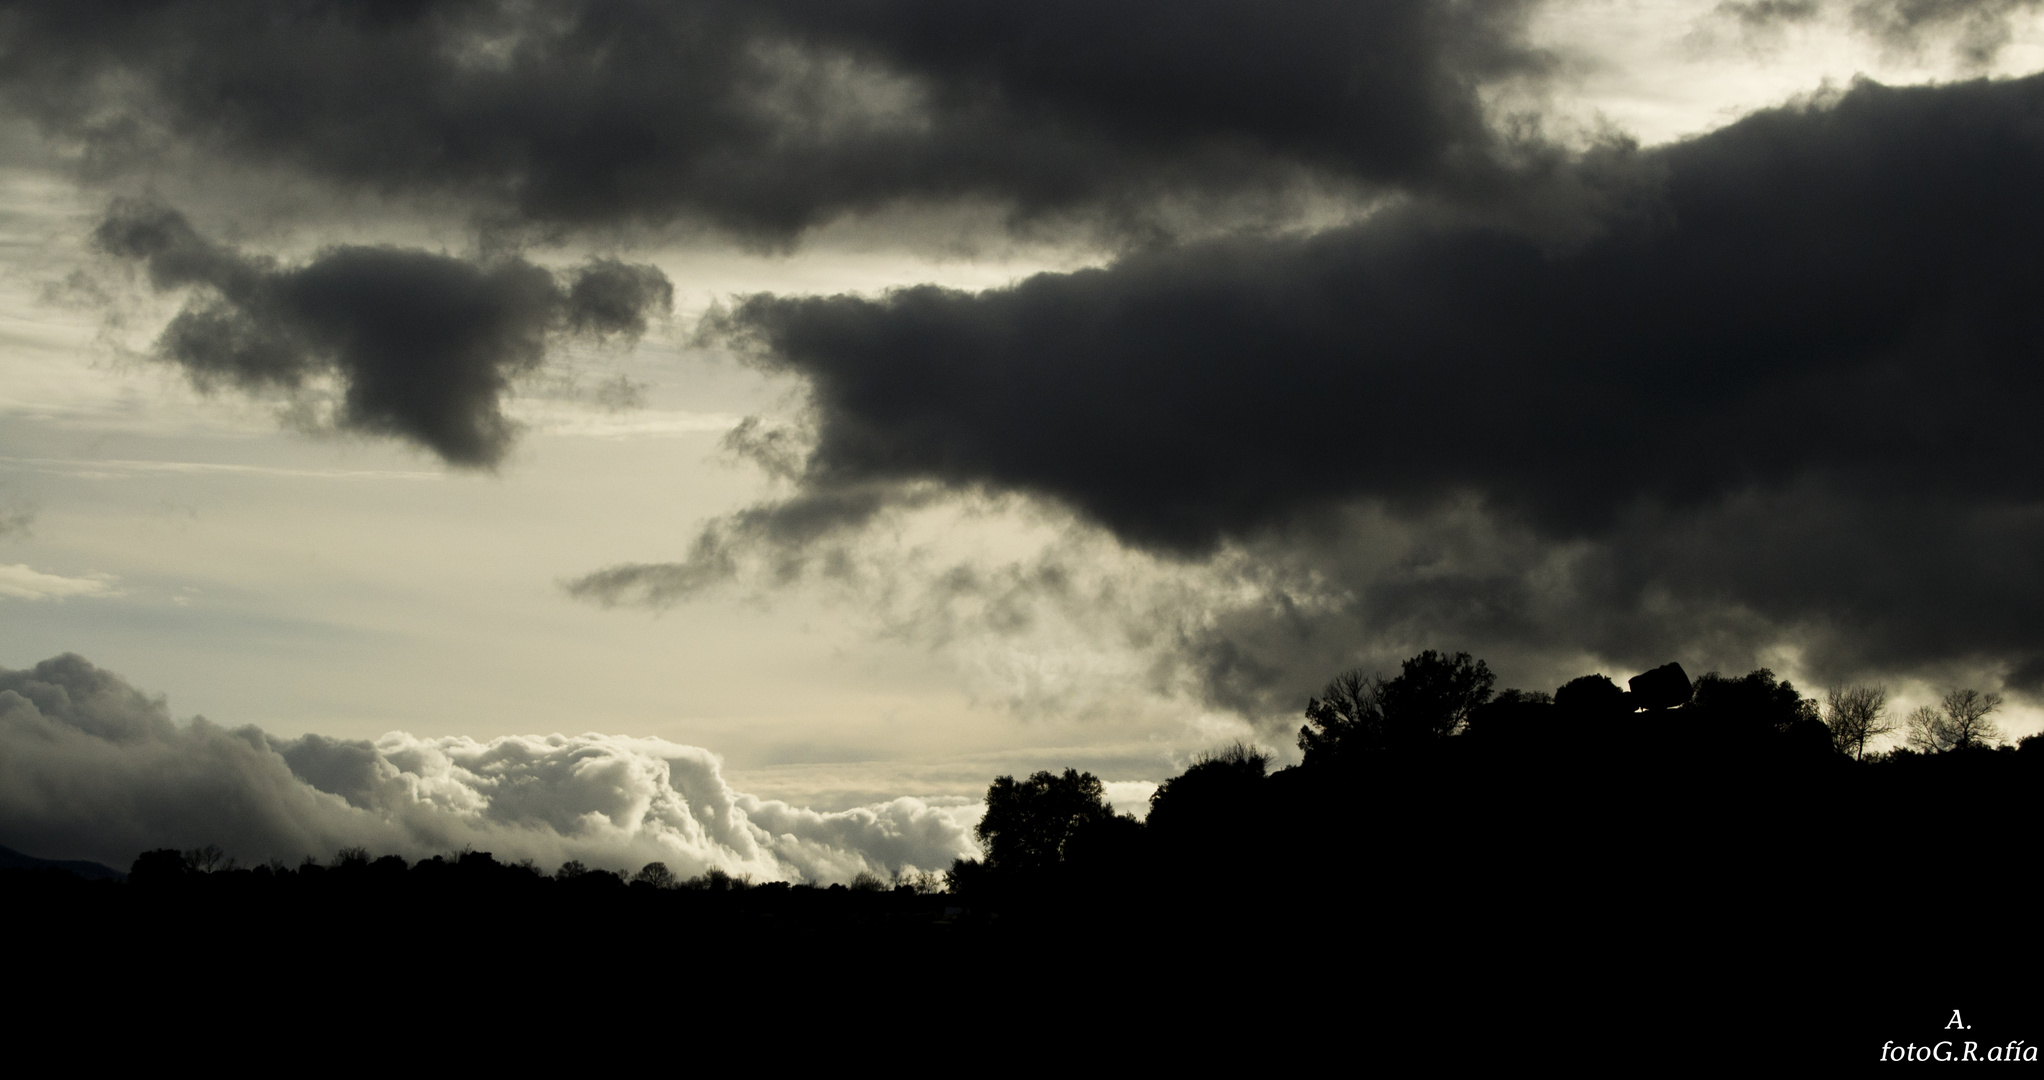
xmin=3 ymin=0 xmax=2044 ymax=878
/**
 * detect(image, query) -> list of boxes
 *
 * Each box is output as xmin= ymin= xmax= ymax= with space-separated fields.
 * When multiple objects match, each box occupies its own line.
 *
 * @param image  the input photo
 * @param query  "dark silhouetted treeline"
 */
xmin=945 ymin=653 xmax=2044 ymax=917
xmin=8 ymin=650 xmax=2041 ymax=1060
xmin=934 ymin=652 xmax=2044 ymax=1056
xmin=9 ymin=845 xmax=958 ymax=936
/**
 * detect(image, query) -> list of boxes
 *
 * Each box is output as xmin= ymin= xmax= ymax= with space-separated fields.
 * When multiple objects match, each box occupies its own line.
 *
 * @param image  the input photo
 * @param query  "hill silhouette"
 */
xmin=7 ymin=650 xmax=2039 ymax=1063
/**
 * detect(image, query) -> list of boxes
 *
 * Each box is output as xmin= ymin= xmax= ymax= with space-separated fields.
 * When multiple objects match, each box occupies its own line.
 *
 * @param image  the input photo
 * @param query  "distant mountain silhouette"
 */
xmin=0 ymin=844 xmax=125 ymax=881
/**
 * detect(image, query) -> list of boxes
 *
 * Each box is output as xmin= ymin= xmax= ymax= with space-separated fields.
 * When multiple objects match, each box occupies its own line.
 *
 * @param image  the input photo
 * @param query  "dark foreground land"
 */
xmin=8 ymin=656 xmax=2041 ymax=1064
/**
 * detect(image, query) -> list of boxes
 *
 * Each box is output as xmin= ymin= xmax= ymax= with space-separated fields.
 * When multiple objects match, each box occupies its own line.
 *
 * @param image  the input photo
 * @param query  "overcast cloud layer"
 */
xmin=5 ymin=0 xmax=2044 ymax=751
xmin=717 ymin=75 xmax=2044 ymax=548
xmin=0 ymin=0 xmax=1549 ymax=238
xmin=4 ymin=0 xmax=2032 ymax=239
xmin=564 ymin=73 xmax=2044 ymax=708
xmin=0 ymin=654 xmax=979 ymax=877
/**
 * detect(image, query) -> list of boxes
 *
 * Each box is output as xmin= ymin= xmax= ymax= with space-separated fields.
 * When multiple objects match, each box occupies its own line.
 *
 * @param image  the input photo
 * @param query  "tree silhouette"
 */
xmin=1688 ymin=668 xmax=1827 ymax=756
xmin=129 ymin=848 xmax=189 ymax=886
xmin=849 ymin=871 xmax=888 ymax=892
xmin=975 ymin=768 xmax=1119 ymax=875
xmin=892 ymin=868 xmax=944 ymax=894
xmin=1462 ymin=688 xmax=1554 ymax=750
xmin=1146 ymin=743 xmax=1269 ymax=841
xmin=1298 ymin=667 xmax=1383 ymax=765
xmin=1300 ymin=651 xmax=1493 ymax=764
xmin=633 ymin=862 xmax=676 ymax=889
xmin=1824 ymin=686 xmax=1893 ymax=760
xmin=685 ymin=868 xmax=748 ymax=891
xmin=1379 ymin=650 xmax=1494 ymax=741
xmin=1906 ymin=688 xmax=2004 ymax=753
xmin=183 ymin=844 xmax=235 ymax=873
xmin=1941 ymin=689 xmax=2005 ymax=749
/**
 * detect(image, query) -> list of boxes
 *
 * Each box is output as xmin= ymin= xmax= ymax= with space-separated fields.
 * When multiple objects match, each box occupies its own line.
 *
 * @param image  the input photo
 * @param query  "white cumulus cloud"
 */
xmin=0 ymin=654 xmax=980 ymax=881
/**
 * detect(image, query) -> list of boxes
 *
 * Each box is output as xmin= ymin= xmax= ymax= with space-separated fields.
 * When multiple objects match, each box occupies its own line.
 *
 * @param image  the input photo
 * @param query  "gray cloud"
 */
xmin=15 ymin=4 xmax=2043 ymax=724
xmin=1718 ymin=0 xmax=1826 ymax=27
xmin=95 ymin=200 xmax=672 ymax=465
xmin=647 ymin=74 xmax=2044 ymax=705
xmin=1716 ymin=0 xmax=2043 ymax=64
xmin=0 ymin=654 xmax=979 ymax=878
xmin=0 ymin=0 xmax=1550 ymax=242
xmin=1851 ymin=0 xmax=2044 ymax=63
xmin=566 ymin=475 xmax=938 ymax=609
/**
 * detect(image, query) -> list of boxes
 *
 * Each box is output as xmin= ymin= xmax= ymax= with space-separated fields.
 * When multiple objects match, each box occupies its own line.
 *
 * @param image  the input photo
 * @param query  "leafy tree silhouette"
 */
xmin=633 ymin=862 xmax=676 ymax=889
xmin=1686 ymin=668 xmax=1831 ymax=763
xmin=685 ymin=868 xmax=748 ymax=891
xmin=849 ymin=871 xmax=888 ymax=892
xmin=129 ymin=848 xmax=189 ymax=886
xmin=1146 ymin=743 xmax=1270 ymax=841
xmin=1380 ymin=650 xmax=1495 ymax=738
xmin=1462 ymin=688 xmax=1554 ymax=751
xmin=1300 ymin=650 xmax=1493 ymax=764
xmin=1298 ymin=667 xmax=1382 ymax=765
xmin=1145 ymin=743 xmax=1271 ymax=885
xmin=1554 ymin=673 xmax=1629 ymax=721
xmin=975 ymin=769 xmax=1119 ymax=874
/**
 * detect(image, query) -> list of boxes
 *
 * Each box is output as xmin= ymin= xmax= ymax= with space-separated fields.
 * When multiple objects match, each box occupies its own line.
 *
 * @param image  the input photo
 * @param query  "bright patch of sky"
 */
xmin=1531 ymin=0 xmax=2044 ymax=145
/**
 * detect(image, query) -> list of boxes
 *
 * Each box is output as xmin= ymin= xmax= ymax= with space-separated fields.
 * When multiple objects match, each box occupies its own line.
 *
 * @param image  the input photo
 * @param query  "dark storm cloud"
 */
xmin=722 ymin=74 xmax=2044 ymax=550
xmin=0 ymin=0 xmax=1546 ymax=239
xmin=95 ymin=200 xmax=672 ymax=465
xmin=1165 ymin=486 xmax=2044 ymax=716
xmin=688 ymin=74 xmax=2044 ymax=696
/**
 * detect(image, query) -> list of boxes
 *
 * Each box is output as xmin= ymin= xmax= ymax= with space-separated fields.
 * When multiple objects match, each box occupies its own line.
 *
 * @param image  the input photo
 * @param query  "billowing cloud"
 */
xmin=629 ymin=73 xmax=2044 ymax=703
xmin=0 ymin=654 xmax=979 ymax=878
xmin=95 ymin=200 xmax=672 ymax=465
xmin=0 ymin=0 xmax=1549 ymax=241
